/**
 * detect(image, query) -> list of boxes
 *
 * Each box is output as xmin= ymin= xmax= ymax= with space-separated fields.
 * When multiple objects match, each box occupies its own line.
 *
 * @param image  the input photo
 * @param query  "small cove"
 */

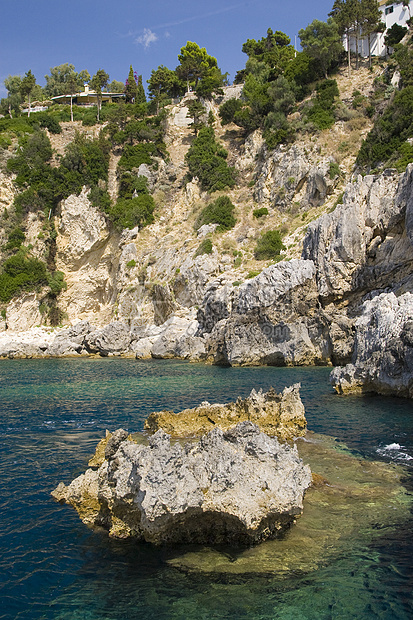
xmin=1 ymin=358 xmax=413 ymax=619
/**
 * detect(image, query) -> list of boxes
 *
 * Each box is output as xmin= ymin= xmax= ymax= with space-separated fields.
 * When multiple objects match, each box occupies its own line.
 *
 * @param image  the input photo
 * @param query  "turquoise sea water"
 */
xmin=0 ymin=358 xmax=413 ymax=619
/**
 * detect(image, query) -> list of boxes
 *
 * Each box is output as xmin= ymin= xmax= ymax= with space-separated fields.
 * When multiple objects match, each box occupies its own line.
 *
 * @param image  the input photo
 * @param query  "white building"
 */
xmin=345 ymin=0 xmax=412 ymax=57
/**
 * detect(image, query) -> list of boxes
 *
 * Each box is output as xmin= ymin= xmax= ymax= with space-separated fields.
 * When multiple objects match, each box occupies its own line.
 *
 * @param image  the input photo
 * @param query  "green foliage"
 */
xmin=118 ymin=174 xmax=148 ymax=200
xmin=32 ymin=112 xmax=62 ymax=134
xmin=107 ymin=195 xmax=155 ymax=230
xmin=241 ymin=28 xmax=295 ymax=82
xmin=47 ymin=270 xmax=66 ymax=296
xmin=177 ymin=41 xmax=226 ymax=96
xmin=394 ymin=44 xmax=413 ymax=86
xmin=136 ymin=75 xmax=146 ymax=104
xmin=219 ymin=98 xmax=244 ymax=125
xmin=329 ymin=161 xmax=342 ymax=179
xmin=185 ymin=126 xmax=237 ymax=192
xmin=246 ymin=269 xmax=260 ymax=279
xmin=126 ymin=259 xmax=137 ymax=268
xmin=195 ymin=238 xmax=213 ymax=256
xmin=305 ymin=79 xmax=339 ymax=130
xmin=186 ymin=99 xmax=206 ymax=134
xmin=394 ymin=142 xmax=413 ymax=171
xmin=385 ymin=23 xmax=408 ymax=48
xmin=0 ymin=250 xmax=47 ymax=303
xmin=196 ymin=196 xmax=236 ymax=231
xmin=299 ymin=18 xmax=343 ymax=79
xmin=5 ymin=227 xmax=25 ymax=250
xmin=125 ymin=66 xmax=138 ymax=103
xmin=357 ymin=85 xmax=413 ymax=168
xmin=118 ymin=143 xmax=156 ymax=170
xmin=254 ymin=230 xmax=286 ymax=260
xmin=253 ymin=207 xmax=268 ymax=218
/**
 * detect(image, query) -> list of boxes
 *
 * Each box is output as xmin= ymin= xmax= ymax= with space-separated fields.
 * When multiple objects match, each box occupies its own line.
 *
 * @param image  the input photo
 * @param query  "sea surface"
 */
xmin=0 ymin=358 xmax=413 ymax=619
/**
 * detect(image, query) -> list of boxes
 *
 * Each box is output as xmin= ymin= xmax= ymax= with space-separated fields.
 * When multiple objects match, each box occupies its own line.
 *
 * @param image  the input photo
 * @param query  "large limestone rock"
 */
xmin=302 ymin=166 xmax=413 ymax=301
xmin=198 ymin=260 xmax=332 ymax=366
xmin=330 ymin=292 xmax=413 ymax=397
xmin=55 ymin=188 xmax=119 ymax=324
xmin=52 ymin=421 xmax=312 ymax=545
xmin=254 ymin=144 xmax=336 ymax=211
xmin=144 ymin=385 xmax=307 ymax=440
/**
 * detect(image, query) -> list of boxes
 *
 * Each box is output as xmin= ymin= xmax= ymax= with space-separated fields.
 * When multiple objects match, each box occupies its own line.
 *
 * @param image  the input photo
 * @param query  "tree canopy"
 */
xmin=299 ymin=18 xmax=343 ymax=79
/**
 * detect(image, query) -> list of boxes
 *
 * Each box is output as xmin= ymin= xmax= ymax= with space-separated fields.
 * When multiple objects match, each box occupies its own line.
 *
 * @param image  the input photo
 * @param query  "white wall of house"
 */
xmin=344 ymin=0 xmax=412 ymax=58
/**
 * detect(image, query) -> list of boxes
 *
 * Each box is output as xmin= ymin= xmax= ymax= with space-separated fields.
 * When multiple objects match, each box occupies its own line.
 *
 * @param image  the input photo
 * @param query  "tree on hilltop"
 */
xmin=90 ymin=69 xmax=109 ymax=122
xmin=299 ymin=18 xmax=343 ymax=79
xmin=3 ymin=75 xmax=22 ymax=118
xmin=124 ymin=66 xmax=138 ymax=103
xmin=20 ymin=70 xmax=37 ymax=117
xmin=176 ymin=41 xmax=226 ymax=97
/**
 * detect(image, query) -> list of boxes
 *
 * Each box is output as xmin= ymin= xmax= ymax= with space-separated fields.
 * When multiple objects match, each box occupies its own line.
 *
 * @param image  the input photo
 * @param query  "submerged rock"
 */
xmin=144 ymin=385 xmax=307 ymax=440
xmin=52 ymin=421 xmax=312 ymax=545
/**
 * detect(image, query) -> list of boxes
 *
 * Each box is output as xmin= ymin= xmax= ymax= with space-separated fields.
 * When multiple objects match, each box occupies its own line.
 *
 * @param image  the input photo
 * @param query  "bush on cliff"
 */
xmin=254 ymin=230 xmax=285 ymax=260
xmin=185 ymin=127 xmax=236 ymax=192
xmin=196 ymin=196 xmax=236 ymax=231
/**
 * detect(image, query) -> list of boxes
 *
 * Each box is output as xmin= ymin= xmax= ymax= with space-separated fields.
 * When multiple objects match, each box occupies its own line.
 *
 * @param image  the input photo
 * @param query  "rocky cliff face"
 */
xmin=52 ymin=421 xmax=312 ymax=545
xmin=1 ymin=80 xmax=413 ymax=397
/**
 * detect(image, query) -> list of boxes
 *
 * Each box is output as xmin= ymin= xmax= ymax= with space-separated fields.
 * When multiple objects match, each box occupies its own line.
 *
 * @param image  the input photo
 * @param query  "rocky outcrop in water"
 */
xmin=144 ymin=385 xmax=307 ymax=440
xmin=52 ymin=421 xmax=312 ymax=545
xmin=330 ymin=292 xmax=413 ymax=397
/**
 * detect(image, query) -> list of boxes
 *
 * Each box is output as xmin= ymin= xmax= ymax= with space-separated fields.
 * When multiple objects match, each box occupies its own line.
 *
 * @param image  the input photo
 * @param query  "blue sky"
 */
xmin=0 ymin=0 xmax=334 ymax=98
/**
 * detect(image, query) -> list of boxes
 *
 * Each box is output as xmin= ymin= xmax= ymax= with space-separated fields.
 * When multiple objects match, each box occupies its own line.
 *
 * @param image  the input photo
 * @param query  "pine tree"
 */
xmin=136 ymin=75 xmax=146 ymax=104
xmin=360 ymin=0 xmax=385 ymax=67
xmin=20 ymin=70 xmax=36 ymax=117
xmin=124 ymin=66 xmax=138 ymax=103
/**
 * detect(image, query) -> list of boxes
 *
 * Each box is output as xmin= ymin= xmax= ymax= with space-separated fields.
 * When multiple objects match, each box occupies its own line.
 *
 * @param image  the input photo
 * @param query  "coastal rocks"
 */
xmin=330 ymin=292 xmax=413 ymax=397
xmin=52 ymin=421 xmax=312 ymax=545
xmin=85 ymin=322 xmax=131 ymax=356
xmin=131 ymin=315 xmax=206 ymax=361
xmin=302 ymin=167 xmax=413 ymax=301
xmin=198 ymin=260 xmax=331 ymax=366
xmin=144 ymin=385 xmax=307 ymax=440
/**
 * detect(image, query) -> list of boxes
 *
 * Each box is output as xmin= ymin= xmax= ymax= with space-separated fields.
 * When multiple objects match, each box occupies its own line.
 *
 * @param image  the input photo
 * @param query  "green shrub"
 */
xmin=219 ymin=98 xmax=244 ymax=125
xmin=108 ymin=195 xmax=155 ymax=230
xmin=254 ymin=230 xmax=285 ymax=260
xmin=32 ymin=112 xmax=62 ymax=134
xmin=5 ymin=227 xmax=25 ymax=250
xmin=357 ymin=86 xmax=413 ymax=168
xmin=47 ymin=270 xmax=67 ymax=296
xmin=246 ymin=269 xmax=260 ymax=279
xmin=0 ymin=251 xmax=48 ymax=303
xmin=196 ymin=196 xmax=236 ymax=231
xmin=329 ymin=162 xmax=341 ymax=179
xmin=118 ymin=143 xmax=156 ymax=171
xmin=126 ymin=259 xmax=137 ymax=268
xmin=195 ymin=238 xmax=213 ymax=256
xmin=253 ymin=207 xmax=268 ymax=218
xmin=185 ymin=126 xmax=237 ymax=192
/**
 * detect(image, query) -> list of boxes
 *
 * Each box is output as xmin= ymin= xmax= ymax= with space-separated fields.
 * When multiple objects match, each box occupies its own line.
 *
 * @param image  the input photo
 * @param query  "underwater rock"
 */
xmin=144 ymin=385 xmax=307 ymax=440
xmin=52 ymin=421 xmax=312 ymax=545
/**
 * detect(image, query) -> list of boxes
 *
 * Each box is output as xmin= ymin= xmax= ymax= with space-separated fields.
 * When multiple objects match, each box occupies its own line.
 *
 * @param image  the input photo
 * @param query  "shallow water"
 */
xmin=1 ymin=358 xmax=413 ymax=619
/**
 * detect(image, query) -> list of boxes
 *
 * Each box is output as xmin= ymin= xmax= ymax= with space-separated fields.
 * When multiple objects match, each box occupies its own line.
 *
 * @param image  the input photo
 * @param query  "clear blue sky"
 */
xmin=0 ymin=0 xmax=334 ymax=98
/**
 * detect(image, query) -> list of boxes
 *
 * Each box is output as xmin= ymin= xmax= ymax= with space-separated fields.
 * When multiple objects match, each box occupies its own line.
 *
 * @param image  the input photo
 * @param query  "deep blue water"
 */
xmin=0 ymin=358 xmax=413 ymax=619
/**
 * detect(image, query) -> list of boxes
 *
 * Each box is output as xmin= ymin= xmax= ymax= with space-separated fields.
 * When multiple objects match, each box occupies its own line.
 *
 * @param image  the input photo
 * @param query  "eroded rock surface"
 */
xmin=144 ymin=385 xmax=307 ymax=440
xmin=52 ymin=421 xmax=312 ymax=545
xmin=330 ymin=292 xmax=413 ymax=397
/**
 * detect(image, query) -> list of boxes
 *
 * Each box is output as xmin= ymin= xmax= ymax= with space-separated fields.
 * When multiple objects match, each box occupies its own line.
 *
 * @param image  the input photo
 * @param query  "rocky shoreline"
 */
xmin=2 ymin=165 xmax=413 ymax=399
